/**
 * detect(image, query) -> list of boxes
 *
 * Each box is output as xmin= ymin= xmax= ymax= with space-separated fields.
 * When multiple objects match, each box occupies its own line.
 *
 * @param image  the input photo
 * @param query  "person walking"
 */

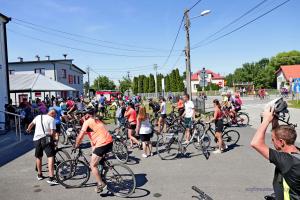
xmin=26 ymin=109 xmax=58 ymax=185
xmin=124 ymin=102 xmax=141 ymax=149
xmin=136 ymin=106 xmax=153 ymax=158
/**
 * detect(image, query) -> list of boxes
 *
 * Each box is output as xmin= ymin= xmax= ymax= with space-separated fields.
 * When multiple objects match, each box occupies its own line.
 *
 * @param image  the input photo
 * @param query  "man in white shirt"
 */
xmin=182 ymin=94 xmax=195 ymax=144
xmin=158 ymin=97 xmax=167 ymax=133
xmin=26 ymin=109 xmax=58 ymax=185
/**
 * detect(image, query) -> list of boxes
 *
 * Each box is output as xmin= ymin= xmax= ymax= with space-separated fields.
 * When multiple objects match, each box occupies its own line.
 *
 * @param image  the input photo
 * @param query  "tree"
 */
xmin=165 ymin=75 xmax=170 ymax=92
xmin=138 ymin=75 xmax=144 ymax=93
xmin=269 ymin=50 xmax=300 ymax=71
xmin=92 ymin=76 xmax=116 ymax=90
xmin=157 ymin=74 xmax=164 ymax=92
xmin=132 ymin=77 xmax=139 ymax=94
xmin=149 ymin=74 xmax=155 ymax=93
xmin=175 ymin=68 xmax=184 ymax=92
xmin=119 ymin=77 xmax=132 ymax=94
xmin=143 ymin=76 xmax=149 ymax=93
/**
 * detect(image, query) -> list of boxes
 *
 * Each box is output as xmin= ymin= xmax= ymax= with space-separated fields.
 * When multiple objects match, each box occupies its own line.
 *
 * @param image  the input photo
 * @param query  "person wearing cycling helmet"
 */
xmin=75 ymin=109 xmax=113 ymax=193
xmin=251 ymin=98 xmax=300 ymax=200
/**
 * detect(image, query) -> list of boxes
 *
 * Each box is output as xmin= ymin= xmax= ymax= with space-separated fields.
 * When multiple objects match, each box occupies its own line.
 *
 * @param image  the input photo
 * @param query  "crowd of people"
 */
xmin=8 ymin=90 xmax=299 ymax=199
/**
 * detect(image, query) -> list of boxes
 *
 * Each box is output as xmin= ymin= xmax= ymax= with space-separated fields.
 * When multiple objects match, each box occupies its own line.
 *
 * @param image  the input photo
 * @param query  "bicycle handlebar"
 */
xmin=191 ymin=186 xmax=213 ymax=200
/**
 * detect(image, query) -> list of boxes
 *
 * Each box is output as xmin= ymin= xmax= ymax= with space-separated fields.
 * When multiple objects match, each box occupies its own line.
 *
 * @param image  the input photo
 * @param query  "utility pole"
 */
xmin=127 ymin=71 xmax=130 ymax=96
xmin=86 ymin=66 xmax=90 ymax=99
xmin=184 ymin=9 xmax=192 ymax=98
xmin=154 ymin=64 xmax=158 ymax=98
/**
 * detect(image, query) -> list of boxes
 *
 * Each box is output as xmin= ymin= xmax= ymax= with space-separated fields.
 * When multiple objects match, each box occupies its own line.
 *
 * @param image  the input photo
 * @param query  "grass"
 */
xmin=288 ymin=100 xmax=300 ymax=109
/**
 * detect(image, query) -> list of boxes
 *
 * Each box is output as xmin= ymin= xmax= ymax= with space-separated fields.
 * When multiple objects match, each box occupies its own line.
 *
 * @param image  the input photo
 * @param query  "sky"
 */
xmin=1 ymin=0 xmax=300 ymax=84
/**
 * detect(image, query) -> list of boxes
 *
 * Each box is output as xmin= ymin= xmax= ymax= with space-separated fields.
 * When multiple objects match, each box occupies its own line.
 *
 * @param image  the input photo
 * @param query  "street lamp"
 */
xmin=185 ymin=9 xmax=211 ymax=98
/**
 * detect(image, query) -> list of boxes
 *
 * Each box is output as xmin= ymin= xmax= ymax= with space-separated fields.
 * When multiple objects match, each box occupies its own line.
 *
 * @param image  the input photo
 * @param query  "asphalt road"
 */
xmin=0 ymin=126 xmax=276 ymax=200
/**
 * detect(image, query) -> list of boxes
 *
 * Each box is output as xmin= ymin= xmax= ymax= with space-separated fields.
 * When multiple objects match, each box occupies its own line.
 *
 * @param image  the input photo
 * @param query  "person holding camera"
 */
xmin=251 ymin=104 xmax=300 ymax=200
xmin=26 ymin=109 xmax=58 ymax=185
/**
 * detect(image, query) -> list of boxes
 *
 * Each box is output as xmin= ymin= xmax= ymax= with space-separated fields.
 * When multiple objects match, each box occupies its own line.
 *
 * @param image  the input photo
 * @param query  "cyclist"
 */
xmin=177 ymin=96 xmax=185 ymax=116
xmin=148 ymin=98 xmax=160 ymax=117
xmin=182 ymin=94 xmax=195 ymax=144
xmin=251 ymin=99 xmax=300 ymax=200
xmin=211 ymin=99 xmax=226 ymax=154
xmin=124 ymin=102 xmax=141 ymax=148
xmin=233 ymin=93 xmax=242 ymax=113
xmin=157 ymin=97 xmax=167 ymax=133
xmin=75 ymin=109 xmax=113 ymax=193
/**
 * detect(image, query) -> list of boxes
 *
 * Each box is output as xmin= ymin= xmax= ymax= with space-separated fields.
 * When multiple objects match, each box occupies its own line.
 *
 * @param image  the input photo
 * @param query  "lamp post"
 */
xmin=184 ymin=9 xmax=211 ymax=98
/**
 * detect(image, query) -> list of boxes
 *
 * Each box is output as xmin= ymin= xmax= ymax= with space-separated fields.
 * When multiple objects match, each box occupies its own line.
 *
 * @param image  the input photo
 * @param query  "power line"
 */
xmin=161 ymin=16 xmax=185 ymax=68
xmin=189 ymin=0 xmax=204 ymax=11
xmin=11 ymin=21 xmax=159 ymax=53
xmin=8 ymin=28 xmax=179 ymax=58
xmin=191 ymin=0 xmax=291 ymax=49
xmin=191 ymin=0 xmax=269 ymax=48
xmin=12 ymin=17 xmax=176 ymax=52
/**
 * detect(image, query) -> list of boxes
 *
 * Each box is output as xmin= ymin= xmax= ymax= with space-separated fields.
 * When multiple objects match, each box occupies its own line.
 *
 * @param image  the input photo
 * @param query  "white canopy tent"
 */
xmin=9 ymin=74 xmax=76 ymax=92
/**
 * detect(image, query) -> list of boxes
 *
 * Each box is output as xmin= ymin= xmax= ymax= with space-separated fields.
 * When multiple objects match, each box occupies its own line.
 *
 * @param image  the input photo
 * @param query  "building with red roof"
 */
xmin=275 ymin=65 xmax=300 ymax=90
xmin=191 ymin=69 xmax=225 ymax=93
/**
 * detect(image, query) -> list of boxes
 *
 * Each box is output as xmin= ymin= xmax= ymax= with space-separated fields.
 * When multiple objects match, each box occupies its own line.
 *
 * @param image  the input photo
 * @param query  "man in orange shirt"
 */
xmin=177 ymin=97 xmax=185 ymax=116
xmin=75 ymin=110 xmax=113 ymax=193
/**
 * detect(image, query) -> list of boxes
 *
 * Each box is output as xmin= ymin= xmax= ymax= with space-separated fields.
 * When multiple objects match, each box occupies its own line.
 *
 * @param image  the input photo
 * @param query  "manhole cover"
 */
xmin=34 ymin=189 xmax=42 ymax=193
xmin=153 ymin=193 xmax=162 ymax=198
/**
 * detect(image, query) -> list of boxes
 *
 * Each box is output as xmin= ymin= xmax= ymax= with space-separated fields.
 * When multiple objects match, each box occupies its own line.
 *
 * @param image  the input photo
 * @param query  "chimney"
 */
xmin=17 ymin=57 xmax=23 ymax=62
xmin=35 ymin=55 xmax=40 ymax=61
xmin=63 ymin=54 xmax=67 ymax=60
xmin=45 ymin=55 xmax=50 ymax=60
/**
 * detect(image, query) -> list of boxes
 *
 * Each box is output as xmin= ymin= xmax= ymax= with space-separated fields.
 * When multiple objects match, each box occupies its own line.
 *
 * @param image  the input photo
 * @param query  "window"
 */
xmin=34 ymin=68 xmax=45 ymax=75
xmin=9 ymin=70 xmax=15 ymax=75
xmin=61 ymin=69 xmax=66 ymax=78
xmin=74 ymin=75 xmax=76 ymax=84
xmin=68 ymin=75 xmax=73 ymax=84
xmin=77 ymin=76 xmax=80 ymax=84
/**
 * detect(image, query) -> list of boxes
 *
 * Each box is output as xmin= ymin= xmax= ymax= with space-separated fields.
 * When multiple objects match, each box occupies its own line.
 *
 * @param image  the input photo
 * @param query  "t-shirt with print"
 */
xmin=269 ymin=148 xmax=300 ymax=200
xmin=161 ymin=102 xmax=166 ymax=114
xmin=32 ymin=114 xmax=56 ymax=141
xmin=184 ymin=100 xmax=194 ymax=118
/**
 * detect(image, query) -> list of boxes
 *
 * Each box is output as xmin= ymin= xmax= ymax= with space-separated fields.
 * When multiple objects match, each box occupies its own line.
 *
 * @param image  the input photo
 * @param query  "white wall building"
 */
xmin=0 ymin=13 xmax=10 ymax=131
xmin=191 ymin=69 xmax=225 ymax=93
xmin=9 ymin=58 xmax=85 ymax=103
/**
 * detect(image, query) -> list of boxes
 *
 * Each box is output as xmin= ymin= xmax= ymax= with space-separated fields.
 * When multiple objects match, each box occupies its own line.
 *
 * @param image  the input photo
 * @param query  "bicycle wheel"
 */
xmin=56 ymin=159 xmax=90 ymax=188
xmin=156 ymin=125 xmax=181 ymax=160
xmin=192 ymin=123 xmax=210 ymax=150
xmin=102 ymin=163 xmax=136 ymax=197
xmin=222 ymin=130 xmax=240 ymax=146
xmin=113 ymin=140 xmax=128 ymax=164
xmin=40 ymin=148 xmax=71 ymax=173
xmin=236 ymin=113 xmax=249 ymax=127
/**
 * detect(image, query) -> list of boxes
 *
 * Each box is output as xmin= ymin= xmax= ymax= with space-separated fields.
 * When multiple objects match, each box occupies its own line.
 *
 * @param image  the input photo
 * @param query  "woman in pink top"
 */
xmin=75 ymin=110 xmax=113 ymax=193
xmin=124 ymin=103 xmax=140 ymax=149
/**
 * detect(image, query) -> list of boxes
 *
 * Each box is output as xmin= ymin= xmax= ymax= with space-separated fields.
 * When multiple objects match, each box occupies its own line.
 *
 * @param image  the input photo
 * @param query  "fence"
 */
xmin=0 ymin=110 xmax=22 ymax=141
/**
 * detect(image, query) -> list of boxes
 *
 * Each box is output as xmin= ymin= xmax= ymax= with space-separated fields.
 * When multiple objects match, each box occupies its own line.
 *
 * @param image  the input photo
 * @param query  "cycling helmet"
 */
xmin=264 ymin=97 xmax=288 ymax=114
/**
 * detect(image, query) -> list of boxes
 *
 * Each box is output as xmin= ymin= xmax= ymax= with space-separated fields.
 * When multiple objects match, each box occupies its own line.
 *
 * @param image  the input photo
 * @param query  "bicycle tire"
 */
xmin=192 ymin=123 xmax=210 ymax=149
xmin=236 ymin=113 xmax=249 ymax=127
xmin=156 ymin=125 xmax=181 ymax=160
xmin=113 ymin=140 xmax=129 ymax=164
xmin=102 ymin=163 xmax=136 ymax=197
xmin=56 ymin=159 xmax=90 ymax=188
xmin=222 ymin=129 xmax=240 ymax=146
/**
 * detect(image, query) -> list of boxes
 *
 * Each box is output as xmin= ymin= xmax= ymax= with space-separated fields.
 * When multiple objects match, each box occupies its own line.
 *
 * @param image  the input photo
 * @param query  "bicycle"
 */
xmin=55 ymin=146 xmax=136 ymax=197
xmin=192 ymin=186 xmax=213 ymax=200
xmin=222 ymin=108 xmax=250 ymax=127
xmin=156 ymin=121 xmax=210 ymax=160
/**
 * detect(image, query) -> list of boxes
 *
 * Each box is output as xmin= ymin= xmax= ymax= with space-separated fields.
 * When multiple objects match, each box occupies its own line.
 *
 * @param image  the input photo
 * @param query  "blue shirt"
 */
xmin=49 ymin=106 xmax=62 ymax=125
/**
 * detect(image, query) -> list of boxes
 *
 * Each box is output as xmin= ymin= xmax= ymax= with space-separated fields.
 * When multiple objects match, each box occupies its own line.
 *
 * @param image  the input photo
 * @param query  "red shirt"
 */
xmin=125 ymin=107 xmax=137 ymax=124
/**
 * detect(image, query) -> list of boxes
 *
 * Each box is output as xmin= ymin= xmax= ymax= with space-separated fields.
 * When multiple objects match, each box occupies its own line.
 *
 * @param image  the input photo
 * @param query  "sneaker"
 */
xmin=36 ymin=174 xmax=45 ymax=181
xmin=95 ymin=183 xmax=107 ymax=193
xmin=212 ymin=149 xmax=222 ymax=154
xmin=47 ymin=177 xmax=59 ymax=185
xmin=142 ymin=153 xmax=148 ymax=158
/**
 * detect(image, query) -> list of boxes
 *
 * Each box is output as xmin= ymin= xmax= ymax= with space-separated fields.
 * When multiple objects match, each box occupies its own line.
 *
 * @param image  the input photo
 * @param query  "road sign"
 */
xmin=293 ymin=78 xmax=300 ymax=93
xmin=199 ymin=81 xmax=208 ymax=87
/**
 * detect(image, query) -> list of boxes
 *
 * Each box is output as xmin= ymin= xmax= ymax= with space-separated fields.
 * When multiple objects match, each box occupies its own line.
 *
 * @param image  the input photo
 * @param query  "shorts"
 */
xmin=140 ymin=134 xmax=151 ymax=142
xmin=34 ymin=137 xmax=55 ymax=158
xmin=93 ymin=142 xmax=113 ymax=157
xmin=234 ymin=107 xmax=241 ymax=112
xmin=160 ymin=114 xmax=167 ymax=119
xmin=100 ymin=107 xmax=105 ymax=113
xmin=178 ymin=108 xmax=185 ymax=116
xmin=127 ymin=124 xmax=136 ymax=130
xmin=56 ymin=124 xmax=61 ymax=133
xmin=215 ymin=119 xmax=224 ymax=132
xmin=184 ymin=118 xmax=192 ymax=129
